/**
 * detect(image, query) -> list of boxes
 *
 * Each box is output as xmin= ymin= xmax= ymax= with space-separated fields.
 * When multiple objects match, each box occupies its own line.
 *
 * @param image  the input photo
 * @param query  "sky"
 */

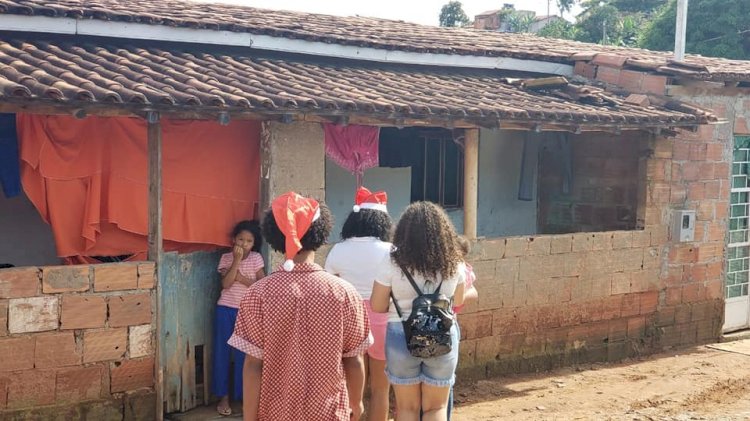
xmin=203 ymin=0 xmax=583 ymax=26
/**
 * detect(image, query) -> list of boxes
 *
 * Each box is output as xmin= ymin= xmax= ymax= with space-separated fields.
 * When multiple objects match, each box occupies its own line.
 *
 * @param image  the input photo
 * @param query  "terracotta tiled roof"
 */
xmin=0 ymin=38 xmax=715 ymax=127
xmin=2 ymin=0 xmax=749 ymax=80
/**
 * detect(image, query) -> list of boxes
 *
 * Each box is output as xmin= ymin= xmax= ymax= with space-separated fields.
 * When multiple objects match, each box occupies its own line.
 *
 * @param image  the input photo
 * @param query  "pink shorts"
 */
xmin=364 ymin=300 xmax=388 ymax=361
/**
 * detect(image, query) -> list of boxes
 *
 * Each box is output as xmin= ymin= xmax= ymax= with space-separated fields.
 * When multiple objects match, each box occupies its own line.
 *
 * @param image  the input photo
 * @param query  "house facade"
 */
xmin=0 ymin=1 xmax=746 ymax=419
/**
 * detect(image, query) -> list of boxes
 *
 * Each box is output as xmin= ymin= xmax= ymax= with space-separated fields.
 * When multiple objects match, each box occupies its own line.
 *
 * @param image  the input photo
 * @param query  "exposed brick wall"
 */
xmin=539 ymin=132 xmax=641 ymax=234
xmin=0 ymin=262 xmax=155 ymax=419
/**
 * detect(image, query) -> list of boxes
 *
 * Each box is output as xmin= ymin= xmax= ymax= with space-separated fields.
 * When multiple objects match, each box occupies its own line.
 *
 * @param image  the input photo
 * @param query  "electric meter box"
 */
xmin=672 ymin=210 xmax=695 ymax=242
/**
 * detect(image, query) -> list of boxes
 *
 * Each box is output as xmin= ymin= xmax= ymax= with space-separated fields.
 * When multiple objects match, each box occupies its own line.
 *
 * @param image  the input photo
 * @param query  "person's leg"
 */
xmin=420 ymin=384 xmax=450 ymax=421
xmin=392 ymin=384 xmax=421 ymax=421
xmin=385 ymin=322 xmax=422 ymax=421
xmin=228 ymin=307 xmax=245 ymax=402
xmin=211 ymin=306 xmax=232 ymax=415
xmin=367 ymin=356 xmax=390 ymax=421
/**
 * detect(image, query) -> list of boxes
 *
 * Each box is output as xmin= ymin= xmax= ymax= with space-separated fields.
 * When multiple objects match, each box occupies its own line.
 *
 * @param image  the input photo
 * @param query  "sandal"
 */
xmin=217 ymin=403 xmax=232 ymax=417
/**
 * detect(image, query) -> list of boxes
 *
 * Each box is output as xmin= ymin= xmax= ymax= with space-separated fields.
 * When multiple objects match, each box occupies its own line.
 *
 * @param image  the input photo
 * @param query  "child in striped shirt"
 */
xmin=213 ymin=220 xmax=265 ymax=417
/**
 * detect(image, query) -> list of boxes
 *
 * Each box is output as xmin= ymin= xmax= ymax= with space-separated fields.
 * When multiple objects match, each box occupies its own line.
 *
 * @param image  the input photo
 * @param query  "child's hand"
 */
xmin=232 ymin=245 xmax=244 ymax=261
xmin=236 ymin=273 xmax=254 ymax=287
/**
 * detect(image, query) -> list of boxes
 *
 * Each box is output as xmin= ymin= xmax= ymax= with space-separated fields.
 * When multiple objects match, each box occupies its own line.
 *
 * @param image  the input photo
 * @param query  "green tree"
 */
xmin=556 ymin=0 xmax=578 ymax=15
xmin=538 ymin=17 xmax=579 ymax=40
xmin=439 ymin=1 xmax=470 ymax=27
xmin=610 ymin=0 xmax=667 ymax=13
xmin=640 ymin=0 xmax=750 ymax=59
xmin=506 ymin=11 xmax=536 ymax=33
xmin=575 ymin=3 xmax=622 ymax=44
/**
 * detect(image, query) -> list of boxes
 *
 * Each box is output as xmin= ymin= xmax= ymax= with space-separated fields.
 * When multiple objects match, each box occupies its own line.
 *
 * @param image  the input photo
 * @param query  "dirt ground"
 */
xmin=171 ymin=339 xmax=750 ymax=421
xmin=453 ymin=339 xmax=750 ymax=421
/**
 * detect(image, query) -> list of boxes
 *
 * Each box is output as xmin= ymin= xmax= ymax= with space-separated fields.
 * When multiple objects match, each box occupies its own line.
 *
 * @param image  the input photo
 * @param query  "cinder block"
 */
xmin=61 ymin=295 xmax=107 ymax=329
xmin=7 ymin=369 xmax=56 ymax=409
xmin=84 ymin=328 xmax=128 ymax=363
xmin=137 ymin=263 xmax=156 ymax=289
xmin=8 ymin=296 xmax=58 ymax=333
xmin=0 ymin=337 xmax=35 ymax=371
xmin=42 ymin=266 xmax=89 ymax=293
xmin=526 ymin=237 xmax=551 ymax=256
xmin=610 ymin=272 xmax=631 ymax=295
xmin=56 ymin=365 xmax=102 ymax=403
xmin=504 ymin=237 xmax=527 ymax=257
xmin=611 ymin=232 xmax=632 ymax=249
xmin=457 ymin=312 xmax=493 ymax=340
xmin=108 ymin=293 xmax=152 ymax=328
xmin=94 ymin=265 xmax=138 ymax=292
xmin=0 ymin=267 xmax=40 ymax=298
xmin=35 ymin=332 xmax=81 ymax=368
xmin=129 ymin=324 xmax=153 ymax=358
xmin=550 ymin=235 xmax=572 ymax=254
xmin=110 ymin=357 xmax=154 ymax=393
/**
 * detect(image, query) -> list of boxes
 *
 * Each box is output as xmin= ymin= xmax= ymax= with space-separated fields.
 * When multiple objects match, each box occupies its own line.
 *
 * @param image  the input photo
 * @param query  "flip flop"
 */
xmin=217 ymin=404 xmax=232 ymax=417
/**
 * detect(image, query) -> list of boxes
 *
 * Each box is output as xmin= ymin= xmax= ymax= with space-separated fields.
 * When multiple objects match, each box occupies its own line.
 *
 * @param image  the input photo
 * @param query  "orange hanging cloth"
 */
xmin=17 ymin=114 xmax=260 ymax=259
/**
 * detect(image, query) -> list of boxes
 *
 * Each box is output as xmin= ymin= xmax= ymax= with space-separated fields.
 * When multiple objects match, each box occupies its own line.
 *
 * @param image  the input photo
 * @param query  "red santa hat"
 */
xmin=271 ymin=192 xmax=321 ymax=271
xmin=353 ymin=186 xmax=388 ymax=213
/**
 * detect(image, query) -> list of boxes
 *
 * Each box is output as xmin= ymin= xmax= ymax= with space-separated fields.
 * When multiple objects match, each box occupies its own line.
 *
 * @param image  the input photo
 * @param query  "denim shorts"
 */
xmin=385 ymin=321 xmax=459 ymax=387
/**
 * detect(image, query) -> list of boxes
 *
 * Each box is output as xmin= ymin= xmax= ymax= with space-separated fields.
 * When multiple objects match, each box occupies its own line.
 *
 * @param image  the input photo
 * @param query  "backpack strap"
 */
xmin=398 ymin=263 xmax=424 ymax=295
xmin=389 ymin=291 xmax=403 ymax=319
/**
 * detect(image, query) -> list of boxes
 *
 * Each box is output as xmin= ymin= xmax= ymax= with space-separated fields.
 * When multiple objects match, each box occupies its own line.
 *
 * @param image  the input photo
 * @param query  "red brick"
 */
xmin=138 ymin=263 xmax=156 ymax=289
xmin=640 ymin=291 xmax=658 ymax=314
xmin=704 ymin=181 xmax=721 ymax=199
xmin=56 ymin=365 xmax=103 ymax=403
xmin=735 ymin=117 xmax=750 ymax=135
xmin=574 ymin=61 xmax=596 ymax=79
xmin=698 ymin=162 xmax=715 ymax=180
xmin=42 ymin=266 xmax=89 ymax=293
xmin=0 ymin=300 xmax=7 ymax=337
xmin=681 ymin=283 xmax=706 ymax=303
xmin=627 ymin=316 xmax=646 ymax=337
xmin=94 ymin=264 xmax=138 ymax=292
xmin=642 ymin=74 xmax=667 ymax=95
xmin=688 ymin=143 xmax=707 ymax=161
xmin=706 ymin=279 xmax=724 ymax=300
xmin=596 ymin=66 xmax=620 ymax=84
xmin=705 ymin=143 xmax=724 ymax=161
xmin=458 ymin=311 xmax=493 ymax=340
xmin=706 ymin=223 xmax=725 ymax=242
xmin=697 ymin=242 xmax=724 ymax=262
xmin=680 ymin=162 xmax=701 ymax=181
xmin=672 ymin=141 xmax=690 ymax=160
xmin=687 ymin=182 xmax=705 ymax=201
xmin=608 ymin=318 xmax=628 ymax=342
xmin=61 ymin=295 xmax=106 ymax=330
xmin=0 ymin=374 xmax=8 ymax=409
xmin=668 ymin=245 xmax=698 ymax=264
xmin=696 ymin=201 xmax=714 ymax=221
xmin=670 ymin=185 xmax=687 ymax=204
xmin=0 ymin=337 xmax=35 ymax=371
xmin=674 ymin=305 xmax=692 ymax=324
xmin=618 ymin=70 xmax=644 ymax=91
xmin=0 ymin=267 xmax=40 ymax=298
xmin=35 ymin=332 xmax=81 ymax=368
xmin=108 ymin=293 xmax=152 ymax=327
xmin=621 ymin=294 xmax=640 ymax=318
xmin=111 ymin=357 xmax=154 ymax=392
xmin=7 ymin=369 xmax=56 ymax=409
xmin=84 ymin=328 xmax=128 ymax=363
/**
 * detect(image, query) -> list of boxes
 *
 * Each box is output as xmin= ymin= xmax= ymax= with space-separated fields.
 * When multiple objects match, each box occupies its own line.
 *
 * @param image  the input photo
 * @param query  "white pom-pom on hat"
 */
xmin=353 ymin=204 xmax=361 ymax=212
xmin=282 ymin=259 xmax=295 ymax=271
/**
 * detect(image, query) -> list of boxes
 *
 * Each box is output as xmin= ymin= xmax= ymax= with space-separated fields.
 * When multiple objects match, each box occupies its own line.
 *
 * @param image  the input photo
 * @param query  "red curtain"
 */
xmin=17 ymin=114 xmax=260 ymax=258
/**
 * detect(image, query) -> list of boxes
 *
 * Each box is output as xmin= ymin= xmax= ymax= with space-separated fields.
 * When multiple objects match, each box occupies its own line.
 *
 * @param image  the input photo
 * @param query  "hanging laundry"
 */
xmin=0 ymin=113 xmax=20 ymax=198
xmin=323 ymin=123 xmax=379 ymax=186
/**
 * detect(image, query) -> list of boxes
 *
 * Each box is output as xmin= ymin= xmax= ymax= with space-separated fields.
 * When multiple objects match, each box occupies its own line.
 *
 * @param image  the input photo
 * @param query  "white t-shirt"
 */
xmin=374 ymin=260 xmax=466 ymax=323
xmin=324 ymin=237 xmax=394 ymax=300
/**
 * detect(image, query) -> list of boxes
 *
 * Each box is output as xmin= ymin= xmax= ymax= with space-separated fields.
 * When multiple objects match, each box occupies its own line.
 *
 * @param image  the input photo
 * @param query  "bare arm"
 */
xmin=220 ymin=246 xmax=245 ymax=289
xmin=242 ymin=356 xmax=263 ymax=421
xmin=343 ymin=355 xmax=366 ymax=421
xmin=463 ymin=285 xmax=478 ymax=305
xmin=370 ymin=282 xmax=391 ymax=313
xmin=452 ymin=281 xmax=466 ymax=308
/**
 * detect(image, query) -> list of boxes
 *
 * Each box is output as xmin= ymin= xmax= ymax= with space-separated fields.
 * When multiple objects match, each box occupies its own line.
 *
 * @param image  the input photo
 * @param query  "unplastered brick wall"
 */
xmin=458 ymin=123 xmax=728 ymax=378
xmin=0 ymin=262 xmax=156 ymax=419
xmin=539 ymin=132 xmax=641 ymax=234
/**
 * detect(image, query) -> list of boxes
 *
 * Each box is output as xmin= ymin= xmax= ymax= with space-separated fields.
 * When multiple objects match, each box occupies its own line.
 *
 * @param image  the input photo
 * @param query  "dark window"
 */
xmin=379 ymin=128 xmax=463 ymax=208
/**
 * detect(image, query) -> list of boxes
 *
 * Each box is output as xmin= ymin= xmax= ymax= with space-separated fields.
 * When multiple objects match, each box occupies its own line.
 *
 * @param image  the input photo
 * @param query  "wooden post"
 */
xmin=463 ymin=128 xmax=479 ymax=239
xmin=147 ymin=111 xmax=164 ymax=421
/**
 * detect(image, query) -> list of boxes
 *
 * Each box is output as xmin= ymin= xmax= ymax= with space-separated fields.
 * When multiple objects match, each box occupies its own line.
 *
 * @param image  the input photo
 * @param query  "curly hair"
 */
xmin=231 ymin=220 xmax=263 ymax=252
xmin=340 ymin=209 xmax=393 ymax=242
xmin=261 ymin=203 xmax=333 ymax=254
xmin=456 ymin=235 xmax=471 ymax=258
xmin=391 ymin=201 xmax=462 ymax=280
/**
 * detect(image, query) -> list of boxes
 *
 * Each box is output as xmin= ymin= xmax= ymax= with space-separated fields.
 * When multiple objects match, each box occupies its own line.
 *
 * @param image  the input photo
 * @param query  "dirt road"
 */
xmin=453 ymin=340 xmax=750 ymax=420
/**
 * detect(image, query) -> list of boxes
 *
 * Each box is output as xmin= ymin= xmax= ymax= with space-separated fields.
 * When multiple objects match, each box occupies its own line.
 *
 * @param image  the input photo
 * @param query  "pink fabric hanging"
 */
xmin=323 ymin=123 xmax=379 ymax=186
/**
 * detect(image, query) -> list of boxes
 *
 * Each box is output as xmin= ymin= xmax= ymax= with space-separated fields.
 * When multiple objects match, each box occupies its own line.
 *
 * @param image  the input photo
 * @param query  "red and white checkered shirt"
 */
xmin=228 ymin=262 xmax=371 ymax=421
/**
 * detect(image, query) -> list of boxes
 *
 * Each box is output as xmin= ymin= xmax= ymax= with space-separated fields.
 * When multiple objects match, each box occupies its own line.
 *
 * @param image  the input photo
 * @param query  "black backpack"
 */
xmin=390 ymin=265 xmax=455 ymax=358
